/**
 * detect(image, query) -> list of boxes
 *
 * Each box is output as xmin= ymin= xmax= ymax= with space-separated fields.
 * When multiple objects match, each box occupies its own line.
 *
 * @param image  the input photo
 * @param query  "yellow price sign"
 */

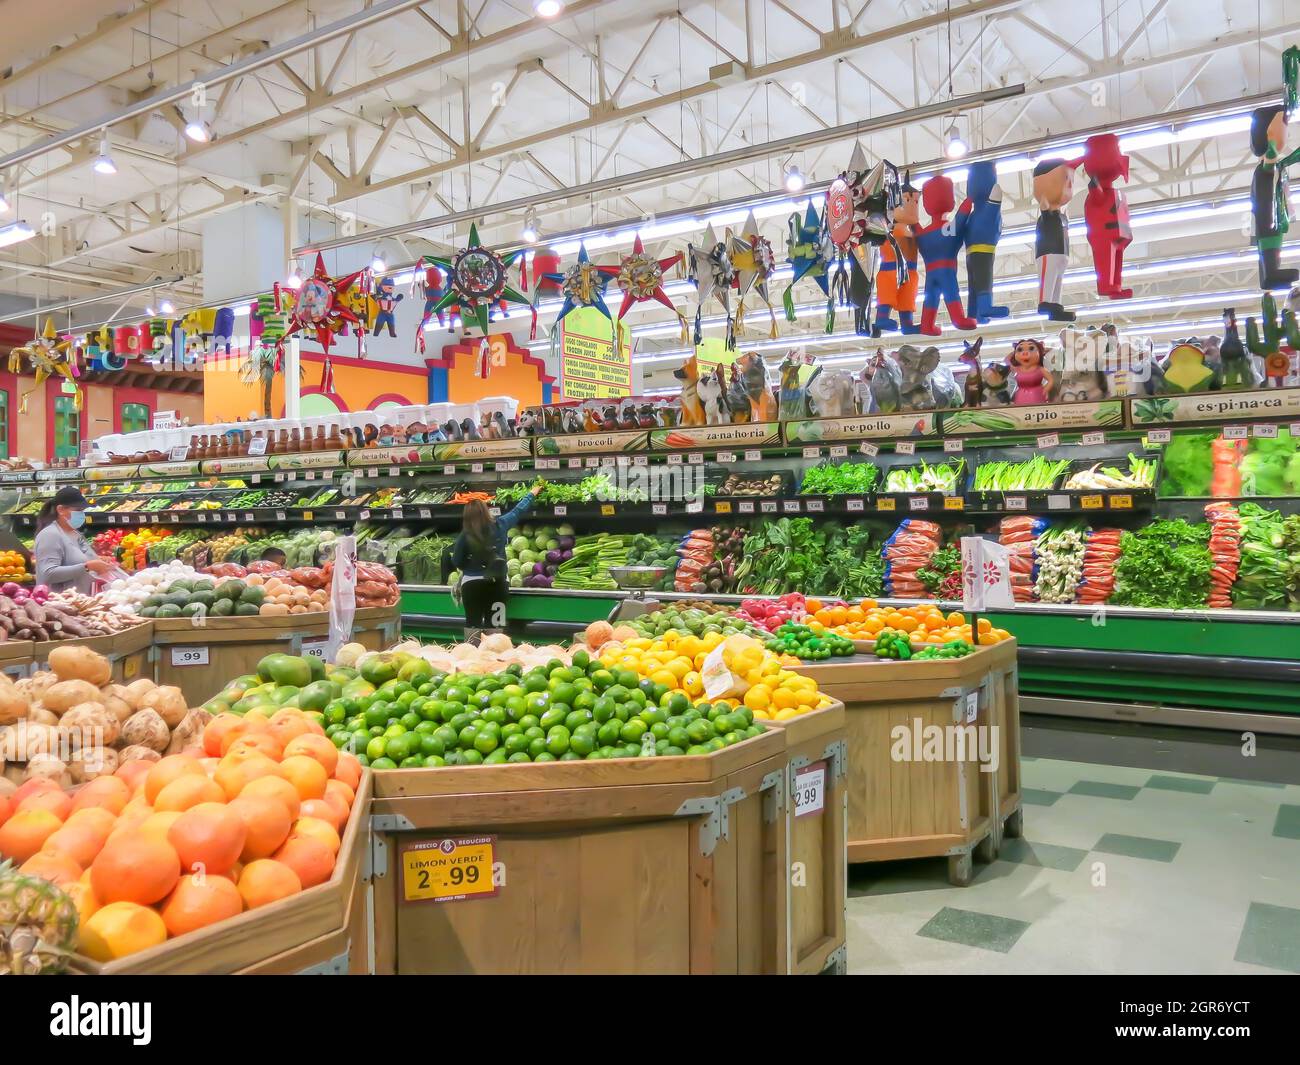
xmin=303 ymin=510 xmax=313 ymax=521
xmin=600 ymin=503 xmax=615 ymax=516
xmin=943 ymin=496 xmax=965 ymax=511
xmin=876 ymin=497 xmax=896 ymax=512
xmin=1109 ymin=494 xmax=1132 ymax=510
xmin=714 ymin=501 xmax=732 ymax=514
xmin=402 ymin=837 xmax=497 ymax=903
xmin=1080 ymin=494 xmax=1103 ymax=510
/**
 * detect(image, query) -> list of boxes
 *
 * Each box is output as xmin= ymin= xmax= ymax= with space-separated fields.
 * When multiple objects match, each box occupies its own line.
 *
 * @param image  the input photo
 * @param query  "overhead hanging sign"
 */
xmin=559 ymin=306 xmax=631 ymax=400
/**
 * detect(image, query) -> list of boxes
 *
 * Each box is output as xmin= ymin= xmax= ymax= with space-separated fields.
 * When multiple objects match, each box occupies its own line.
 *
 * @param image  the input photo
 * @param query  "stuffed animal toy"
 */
xmin=1032 ymin=158 xmax=1083 ymax=321
xmin=914 ymin=176 xmax=976 ymax=335
xmin=856 ymin=351 xmax=903 ymax=413
xmin=893 ymin=345 xmax=963 ymax=411
xmin=697 ymin=365 xmax=729 ymax=425
xmin=1081 ymin=134 xmax=1134 ymax=299
xmin=874 ymin=171 xmax=920 ymax=335
xmin=982 ymin=360 xmax=1013 ymax=407
xmin=673 ymin=354 xmax=707 ymax=426
xmin=778 ymin=352 xmax=815 ymax=420
xmin=735 ymin=351 xmax=779 ymax=421
xmin=958 ymin=337 xmax=985 ymax=407
xmin=725 ymin=363 xmax=752 ymax=423
xmin=1008 ymin=338 xmax=1055 ymax=405
xmin=807 ymin=367 xmax=859 ymax=418
xmin=957 ymin=162 xmax=1009 ymax=323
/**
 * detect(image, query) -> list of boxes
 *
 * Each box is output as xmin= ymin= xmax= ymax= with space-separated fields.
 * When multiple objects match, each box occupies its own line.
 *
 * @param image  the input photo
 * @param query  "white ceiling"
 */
xmin=0 ymin=0 xmax=1296 ymax=374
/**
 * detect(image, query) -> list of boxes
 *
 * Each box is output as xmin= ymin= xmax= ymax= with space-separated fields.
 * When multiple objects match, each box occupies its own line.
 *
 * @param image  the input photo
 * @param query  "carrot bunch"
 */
xmin=1204 ymin=502 xmax=1242 ymax=609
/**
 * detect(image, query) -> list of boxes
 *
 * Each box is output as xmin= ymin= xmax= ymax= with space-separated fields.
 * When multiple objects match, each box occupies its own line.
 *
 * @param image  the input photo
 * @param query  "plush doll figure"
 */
xmin=914 ymin=175 xmax=976 ymax=336
xmin=1008 ymin=338 xmax=1054 ymax=405
xmin=1250 ymin=102 xmax=1300 ymax=290
xmin=371 ymin=276 xmax=403 ymax=337
xmin=1033 ymin=158 xmax=1082 ymax=321
xmin=874 ymin=171 xmax=920 ymax=335
xmin=957 ymin=162 xmax=1008 ymax=323
xmin=1080 ymin=134 xmax=1133 ymax=300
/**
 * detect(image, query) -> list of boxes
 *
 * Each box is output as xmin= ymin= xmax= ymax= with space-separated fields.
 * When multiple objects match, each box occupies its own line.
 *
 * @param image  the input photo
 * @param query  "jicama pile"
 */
xmin=883 ymin=519 xmax=943 ymax=599
xmin=1204 ymin=503 xmax=1242 ymax=609
xmin=1110 ymin=519 xmax=1212 ymax=610
xmin=973 ymin=457 xmax=1071 ymax=492
xmin=882 ymin=459 xmax=964 ymax=493
xmin=1062 ymin=454 xmax=1156 ymax=490
xmin=1076 ymin=528 xmax=1123 ymax=605
xmin=369 ymin=633 xmax=576 ymax=675
xmin=999 ymin=516 xmax=1046 ymax=602
xmin=1033 ymin=524 xmax=1089 ymax=604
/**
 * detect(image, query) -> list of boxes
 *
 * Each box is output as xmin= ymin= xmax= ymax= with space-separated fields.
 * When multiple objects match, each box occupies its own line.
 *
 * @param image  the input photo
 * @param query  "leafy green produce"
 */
xmin=1232 ymin=503 xmax=1293 ymax=610
xmin=916 ymin=545 xmax=961 ymax=596
xmin=973 ymin=457 xmax=1070 ymax=491
xmin=883 ymin=459 xmax=964 ymax=493
xmin=1110 ymin=519 xmax=1211 ymax=609
xmin=799 ymin=461 xmax=879 ymax=496
xmin=1157 ymin=432 xmax=1215 ymax=497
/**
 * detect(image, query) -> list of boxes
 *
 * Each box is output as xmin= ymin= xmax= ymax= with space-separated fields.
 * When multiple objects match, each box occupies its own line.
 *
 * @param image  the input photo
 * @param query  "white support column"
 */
xmin=284 ymin=335 xmax=301 ymax=419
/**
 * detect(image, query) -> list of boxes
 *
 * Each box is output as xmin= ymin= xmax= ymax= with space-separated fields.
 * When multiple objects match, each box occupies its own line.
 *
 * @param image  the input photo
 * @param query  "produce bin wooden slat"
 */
xmin=793 ymin=642 xmax=1019 ymax=886
xmin=760 ymin=703 xmax=848 ymax=974
xmin=983 ymin=641 xmax=1023 ymax=844
xmin=149 ymin=614 xmax=330 ymax=705
xmin=31 ymin=622 xmax=153 ymax=684
xmin=0 ymin=639 xmax=33 ymax=679
xmin=369 ymin=731 xmax=788 ymax=975
xmin=71 ymin=771 xmax=371 ymax=975
xmin=351 ymin=605 xmax=400 ymax=651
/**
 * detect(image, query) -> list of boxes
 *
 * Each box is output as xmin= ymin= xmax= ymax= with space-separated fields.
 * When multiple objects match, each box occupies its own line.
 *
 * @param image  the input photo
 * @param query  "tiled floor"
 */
xmin=846 ymin=756 xmax=1300 ymax=974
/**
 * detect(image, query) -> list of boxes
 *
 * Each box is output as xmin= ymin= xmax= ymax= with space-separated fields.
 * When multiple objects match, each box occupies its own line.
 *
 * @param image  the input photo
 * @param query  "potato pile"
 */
xmin=0 ymin=646 xmax=210 ymax=796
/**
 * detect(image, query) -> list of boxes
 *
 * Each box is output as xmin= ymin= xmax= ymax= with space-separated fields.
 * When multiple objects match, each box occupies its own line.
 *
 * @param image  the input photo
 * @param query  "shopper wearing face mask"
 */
xmin=34 ymin=486 xmax=112 ymax=593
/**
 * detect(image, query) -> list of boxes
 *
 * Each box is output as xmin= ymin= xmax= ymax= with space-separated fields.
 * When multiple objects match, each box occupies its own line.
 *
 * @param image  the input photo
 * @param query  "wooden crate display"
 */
xmin=149 ymin=614 xmax=329 ymax=706
xmin=368 ymin=732 xmax=788 ymax=975
xmin=31 ymin=623 xmax=153 ymax=685
xmin=0 ymin=639 xmax=33 ymax=680
xmin=794 ymin=642 xmax=1018 ymax=886
xmin=351 ymin=605 xmax=400 ymax=652
xmin=761 ymin=703 xmax=848 ymax=975
xmin=71 ymin=772 xmax=372 ymax=975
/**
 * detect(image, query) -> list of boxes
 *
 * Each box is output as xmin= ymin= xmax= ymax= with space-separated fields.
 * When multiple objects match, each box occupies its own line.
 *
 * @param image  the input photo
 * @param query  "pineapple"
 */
xmin=0 ymin=860 xmax=79 ymax=974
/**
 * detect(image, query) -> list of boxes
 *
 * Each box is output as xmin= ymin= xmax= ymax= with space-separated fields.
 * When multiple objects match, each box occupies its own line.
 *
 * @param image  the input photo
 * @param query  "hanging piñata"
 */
xmin=421 ymin=224 xmax=535 ymax=339
xmin=729 ymin=212 xmax=778 ymax=339
xmin=10 ymin=320 xmax=78 ymax=412
xmin=543 ymin=242 xmax=613 ymax=356
xmin=685 ymin=224 xmax=737 ymax=347
xmin=598 ymin=235 xmax=687 ymax=341
xmin=784 ymin=201 xmax=834 ymax=330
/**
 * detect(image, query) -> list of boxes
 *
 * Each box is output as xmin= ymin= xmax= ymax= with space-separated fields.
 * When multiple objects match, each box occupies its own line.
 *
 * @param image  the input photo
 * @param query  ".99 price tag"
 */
xmin=402 ymin=837 xmax=498 ymax=903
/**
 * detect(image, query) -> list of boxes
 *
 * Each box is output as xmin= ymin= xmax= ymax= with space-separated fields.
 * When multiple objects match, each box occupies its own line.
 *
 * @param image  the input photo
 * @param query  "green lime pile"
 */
xmin=628 ymin=604 xmax=764 ymax=641
xmin=764 ymin=623 xmax=855 ymax=660
xmin=873 ymin=628 xmax=913 ymax=660
xmin=913 ymin=640 xmax=974 ymax=660
xmin=205 ymin=652 xmax=346 ymax=716
xmin=312 ymin=649 xmax=766 ymax=769
xmin=138 ymin=577 xmax=264 ymax=619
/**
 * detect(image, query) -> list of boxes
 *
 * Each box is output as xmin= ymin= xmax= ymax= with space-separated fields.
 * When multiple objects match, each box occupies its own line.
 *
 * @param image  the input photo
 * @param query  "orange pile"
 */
xmin=804 ymin=599 xmax=1012 ymax=646
xmin=0 ymin=706 xmax=362 ymax=962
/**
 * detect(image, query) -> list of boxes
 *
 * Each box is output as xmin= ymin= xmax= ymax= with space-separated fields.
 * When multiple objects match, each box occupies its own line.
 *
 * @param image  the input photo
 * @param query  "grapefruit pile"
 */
xmin=0 ymin=706 xmax=361 ymax=962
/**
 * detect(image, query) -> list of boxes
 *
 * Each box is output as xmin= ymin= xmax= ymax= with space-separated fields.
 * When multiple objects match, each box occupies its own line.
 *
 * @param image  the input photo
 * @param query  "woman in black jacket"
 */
xmin=445 ymin=481 xmax=543 ymax=636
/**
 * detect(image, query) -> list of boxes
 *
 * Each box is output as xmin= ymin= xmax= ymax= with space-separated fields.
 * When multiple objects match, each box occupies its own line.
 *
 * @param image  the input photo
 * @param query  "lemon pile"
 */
xmin=598 ymin=630 xmax=834 ymax=721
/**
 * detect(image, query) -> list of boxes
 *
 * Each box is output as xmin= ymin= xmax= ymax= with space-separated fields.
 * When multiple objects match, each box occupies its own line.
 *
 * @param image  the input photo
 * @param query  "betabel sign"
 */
xmin=559 ymin=306 xmax=632 ymax=399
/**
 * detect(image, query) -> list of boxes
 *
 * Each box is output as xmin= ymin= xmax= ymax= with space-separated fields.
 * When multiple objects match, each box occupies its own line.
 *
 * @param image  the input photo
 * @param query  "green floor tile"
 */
xmin=1273 ymin=805 xmax=1300 ymax=841
xmin=917 ymin=906 xmax=1030 ymax=954
xmin=1219 ymin=777 xmax=1286 ymax=789
xmin=1094 ymin=832 xmax=1181 ymax=863
xmin=1022 ymin=788 xmax=1063 ymax=806
xmin=996 ymin=837 xmax=1087 ymax=872
xmin=1145 ymin=774 xmax=1215 ymax=795
xmin=1235 ymin=902 xmax=1300 ymax=974
xmin=1068 ymin=780 xmax=1141 ymax=800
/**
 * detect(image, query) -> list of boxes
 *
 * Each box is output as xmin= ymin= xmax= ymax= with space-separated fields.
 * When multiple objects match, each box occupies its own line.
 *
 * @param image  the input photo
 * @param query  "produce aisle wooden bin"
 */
xmin=351 ymin=605 xmax=401 ymax=651
xmin=368 ymin=732 xmax=789 ymax=975
xmin=31 ymin=623 xmax=153 ymax=684
xmin=150 ymin=614 xmax=329 ymax=705
xmin=0 ymin=639 xmax=33 ymax=679
xmin=796 ymin=641 xmax=1021 ymax=886
xmin=761 ymin=703 xmax=848 ymax=975
xmin=71 ymin=772 xmax=372 ymax=975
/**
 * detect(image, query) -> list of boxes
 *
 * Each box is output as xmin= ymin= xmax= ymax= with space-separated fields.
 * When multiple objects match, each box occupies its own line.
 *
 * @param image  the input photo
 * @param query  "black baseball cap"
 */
xmin=52 ymin=486 xmax=90 ymax=508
